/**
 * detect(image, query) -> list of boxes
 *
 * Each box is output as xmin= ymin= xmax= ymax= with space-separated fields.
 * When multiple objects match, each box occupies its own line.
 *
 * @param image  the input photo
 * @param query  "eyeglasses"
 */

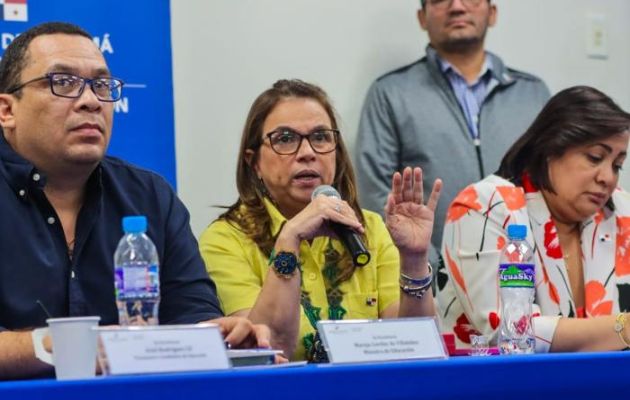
xmin=265 ymin=128 xmax=339 ymax=155
xmin=7 ymin=72 xmax=124 ymax=102
xmin=426 ymin=0 xmax=485 ymax=10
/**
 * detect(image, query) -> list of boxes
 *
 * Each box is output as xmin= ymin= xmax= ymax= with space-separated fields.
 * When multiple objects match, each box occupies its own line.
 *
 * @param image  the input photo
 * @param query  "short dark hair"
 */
xmin=0 ymin=22 xmax=92 ymax=96
xmin=497 ymin=85 xmax=630 ymax=193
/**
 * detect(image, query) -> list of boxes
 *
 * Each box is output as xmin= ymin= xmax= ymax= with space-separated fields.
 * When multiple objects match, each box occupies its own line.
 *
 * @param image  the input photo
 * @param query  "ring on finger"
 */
xmin=334 ymin=203 xmax=342 ymax=213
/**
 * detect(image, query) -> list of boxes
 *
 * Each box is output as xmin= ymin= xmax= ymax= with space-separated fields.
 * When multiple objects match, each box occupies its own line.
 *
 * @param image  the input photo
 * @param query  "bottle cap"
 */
xmin=122 ymin=216 xmax=147 ymax=234
xmin=507 ymin=224 xmax=527 ymax=240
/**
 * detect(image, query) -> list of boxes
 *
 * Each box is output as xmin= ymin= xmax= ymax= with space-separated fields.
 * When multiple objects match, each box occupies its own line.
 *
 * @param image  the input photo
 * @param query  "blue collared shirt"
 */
xmin=437 ymin=54 xmax=497 ymax=140
xmin=0 ymin=134 xmax=222 ymax=330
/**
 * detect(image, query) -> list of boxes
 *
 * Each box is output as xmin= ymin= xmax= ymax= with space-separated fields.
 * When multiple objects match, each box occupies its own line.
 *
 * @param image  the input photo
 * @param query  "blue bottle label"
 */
xmin=499 ymin=263 xmax=535 ymax=288
xmin=115 ymin=263 xmax=159 ymax=300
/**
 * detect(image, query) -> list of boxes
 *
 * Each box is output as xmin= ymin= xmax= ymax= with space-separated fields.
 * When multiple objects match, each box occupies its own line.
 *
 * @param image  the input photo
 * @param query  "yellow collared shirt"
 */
xmin=199 ymin=199 xmax=400 ymax=360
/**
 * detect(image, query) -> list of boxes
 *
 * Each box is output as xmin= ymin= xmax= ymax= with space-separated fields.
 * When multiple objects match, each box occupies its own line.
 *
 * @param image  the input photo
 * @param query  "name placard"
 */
xmin=317 ymin=317 xmax=447 ymax=364
xmin=96 ymin=324 xmax=230 ymax=375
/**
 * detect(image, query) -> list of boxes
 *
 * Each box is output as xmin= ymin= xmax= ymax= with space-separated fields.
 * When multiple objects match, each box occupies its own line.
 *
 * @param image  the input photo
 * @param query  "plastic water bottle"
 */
xmin=114 ymin=216 xmax=160 ymax=326
xmin=498 ymin=224 xmax=535 ymax=354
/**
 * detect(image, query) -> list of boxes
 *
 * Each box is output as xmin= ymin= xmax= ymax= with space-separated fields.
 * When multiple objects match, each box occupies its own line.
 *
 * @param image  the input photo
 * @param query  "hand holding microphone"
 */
xmin=311 ymin=185 xmax=371 ymax=266
xmin=278 ymin=167 xmax=439 ymax=270
xmin=276 ymin=186 xmax=365 ymax=258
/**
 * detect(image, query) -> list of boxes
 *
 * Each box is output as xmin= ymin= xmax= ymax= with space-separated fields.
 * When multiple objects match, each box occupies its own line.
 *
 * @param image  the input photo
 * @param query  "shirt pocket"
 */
xmin=343 ymin=291 xmax=380 ymax=320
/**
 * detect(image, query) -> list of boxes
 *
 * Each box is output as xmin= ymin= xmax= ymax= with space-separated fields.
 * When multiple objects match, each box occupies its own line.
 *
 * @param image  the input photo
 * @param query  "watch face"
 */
xmin=274 ymin=251 xmax=298 ymax=276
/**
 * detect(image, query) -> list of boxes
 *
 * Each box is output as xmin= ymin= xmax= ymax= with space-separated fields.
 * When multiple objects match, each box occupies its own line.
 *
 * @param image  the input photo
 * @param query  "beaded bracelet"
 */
xmin=400 ymin=284 xmax=431 ymax=299
xmin=400 ymin=263 xmax=433 ymax=287
xmin=399 ymin=264 xmax=433 ymax=299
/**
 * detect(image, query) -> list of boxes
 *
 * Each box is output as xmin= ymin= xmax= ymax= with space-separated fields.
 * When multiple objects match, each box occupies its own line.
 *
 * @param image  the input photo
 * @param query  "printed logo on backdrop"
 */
xmin=0 ymin=0 xmax=177 ymax=187
xmin=0 ymin=0 xmax=28 ymax=22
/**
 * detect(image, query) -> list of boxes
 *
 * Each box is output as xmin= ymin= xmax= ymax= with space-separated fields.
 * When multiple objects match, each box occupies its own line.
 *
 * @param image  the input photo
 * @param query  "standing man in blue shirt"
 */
xmin=356 ymin=0 xmax=550 ymax=272
xmin=0 ymin=22 xmax=269 ymax=379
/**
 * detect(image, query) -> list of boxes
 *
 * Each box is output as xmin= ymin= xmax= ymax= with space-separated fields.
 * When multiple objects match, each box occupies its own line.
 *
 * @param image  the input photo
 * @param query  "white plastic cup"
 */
xmin=32 ymin=316 xmax=101 ymax=380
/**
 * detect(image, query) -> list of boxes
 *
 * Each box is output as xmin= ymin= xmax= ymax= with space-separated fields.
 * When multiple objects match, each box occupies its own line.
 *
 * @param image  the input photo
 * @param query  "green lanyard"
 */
xmin=301 ymin=240 xmax=347 ymax=363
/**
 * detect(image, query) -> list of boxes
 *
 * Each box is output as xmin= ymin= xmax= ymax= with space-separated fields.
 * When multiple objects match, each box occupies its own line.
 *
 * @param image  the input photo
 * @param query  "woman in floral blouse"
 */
xmin=438 ymin=86 xmax=630 ymax=352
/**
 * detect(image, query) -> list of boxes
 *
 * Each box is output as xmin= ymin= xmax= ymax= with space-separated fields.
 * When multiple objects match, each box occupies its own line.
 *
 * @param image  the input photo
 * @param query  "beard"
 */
xmin=441 ymin=35 xmax=484 ymax=53
xmin=439 ymin=27 xmax=488 ymax=53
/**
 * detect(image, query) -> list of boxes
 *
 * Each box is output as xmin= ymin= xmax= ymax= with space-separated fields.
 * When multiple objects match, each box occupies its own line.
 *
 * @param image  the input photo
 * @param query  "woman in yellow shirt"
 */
xmin=200 ymin=79 xmax=442 ymax=361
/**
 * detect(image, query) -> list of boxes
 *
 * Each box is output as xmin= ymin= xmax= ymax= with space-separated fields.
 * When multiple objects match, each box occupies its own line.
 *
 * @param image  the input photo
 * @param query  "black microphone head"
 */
xmin=311 ymin=185 xmax=340 ymax=200
xmin=311 ymin=184 xmax=370 ymax=267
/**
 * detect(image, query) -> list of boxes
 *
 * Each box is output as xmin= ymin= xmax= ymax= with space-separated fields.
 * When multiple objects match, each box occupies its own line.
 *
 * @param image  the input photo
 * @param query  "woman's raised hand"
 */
xmin=384 ymin=167 xmax=442 ymax=258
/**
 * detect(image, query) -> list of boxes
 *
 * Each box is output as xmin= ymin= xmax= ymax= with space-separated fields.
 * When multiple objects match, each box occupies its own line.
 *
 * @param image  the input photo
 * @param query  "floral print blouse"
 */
xmin=437 ymin=174 xmax=630 ymax=353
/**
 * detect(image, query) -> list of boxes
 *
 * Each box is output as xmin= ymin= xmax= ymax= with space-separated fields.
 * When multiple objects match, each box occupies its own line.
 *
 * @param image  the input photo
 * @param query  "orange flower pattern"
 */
xmin=446 ymin=186 xmax=482 ymax=222
xmin=585 ymin=281 xmax=613 ymax=316
xmin=616 ymin=217 xmax=630 ymax=276
xmin=543 ymin=220 xmax=562 ymax=259
xmin=496 ymin=186 xmax=526 ymax=211
xmin=541 ymin=265 xmax=560 ymax=305
xmin=496 ymin=236 xmax=506 ymax=250
xmin=438 ymin=175 xmax=628 ymax=352
xmin=488 ymin=311 xmax=500 ymax=330
xmin=453 ymin=313 xmax=480 ymax=344
xmin=445 ymin=247 xmax=473 ymax=310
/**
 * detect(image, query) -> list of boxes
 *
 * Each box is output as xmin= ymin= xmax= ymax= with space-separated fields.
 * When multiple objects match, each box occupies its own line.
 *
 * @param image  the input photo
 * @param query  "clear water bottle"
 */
xmin=498 ymin=224 xmax=535 ymax=354
xmin=114 ymin=216 xmax=160 ymax=326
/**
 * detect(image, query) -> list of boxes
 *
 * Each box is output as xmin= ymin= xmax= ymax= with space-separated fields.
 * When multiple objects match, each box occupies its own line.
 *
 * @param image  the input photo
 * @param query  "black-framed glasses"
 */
xmin=265 ymin=128 xmax=339 ymax=155
xmin=7 ymin=72 xmax=124 ymax=102
xmin=426 ymin=0 xmax=484 ymax=10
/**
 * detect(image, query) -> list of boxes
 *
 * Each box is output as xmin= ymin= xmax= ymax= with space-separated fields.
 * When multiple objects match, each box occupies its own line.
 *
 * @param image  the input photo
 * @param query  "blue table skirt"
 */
xmin=2 ymin=352 xmax=629 ymax=400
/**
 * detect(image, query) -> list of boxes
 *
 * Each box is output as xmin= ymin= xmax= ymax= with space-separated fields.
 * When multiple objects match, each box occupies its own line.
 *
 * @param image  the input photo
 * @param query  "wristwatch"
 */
xmin=269 ymin=250 xmax=300 ymax=278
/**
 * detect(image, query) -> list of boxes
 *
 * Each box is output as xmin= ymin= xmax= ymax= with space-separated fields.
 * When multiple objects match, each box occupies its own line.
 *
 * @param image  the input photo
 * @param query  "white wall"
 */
xmin=171 ymin=0 xmax=630 ymax=237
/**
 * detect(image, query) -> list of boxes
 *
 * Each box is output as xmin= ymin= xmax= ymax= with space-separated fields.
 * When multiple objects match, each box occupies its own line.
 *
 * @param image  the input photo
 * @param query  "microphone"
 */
xmin=312 ymin=185 xmax=371 ymax=267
